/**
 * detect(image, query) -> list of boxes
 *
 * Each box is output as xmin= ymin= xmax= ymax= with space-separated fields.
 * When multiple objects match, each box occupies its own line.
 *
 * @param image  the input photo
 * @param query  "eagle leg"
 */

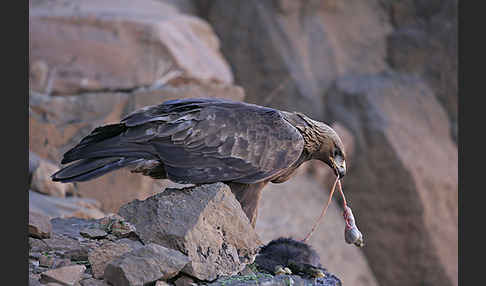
xmin=227 ymin=181 xmax=269 ymax=228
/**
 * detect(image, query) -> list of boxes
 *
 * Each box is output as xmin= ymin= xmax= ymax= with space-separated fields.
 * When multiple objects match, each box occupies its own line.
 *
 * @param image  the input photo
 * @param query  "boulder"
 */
xmin=104 ymin=243 xmax=190 ymax=286
xmin=200 ymin=0 xmax=390 ymax=120
xmin=324 ymin=72 xmax=458 ymax=286
xmin=118 ymin=183 xmax=262 ymax=281
xmin=40 ymin=265 xmax=86 ymax=286
xmin=29 ymin=211 xmax=52 ymax=239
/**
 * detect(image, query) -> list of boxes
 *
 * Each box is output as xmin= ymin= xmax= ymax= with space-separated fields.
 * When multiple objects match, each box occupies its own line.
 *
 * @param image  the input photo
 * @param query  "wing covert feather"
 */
xmin=120 ymin=99 xmax=304 ymax=184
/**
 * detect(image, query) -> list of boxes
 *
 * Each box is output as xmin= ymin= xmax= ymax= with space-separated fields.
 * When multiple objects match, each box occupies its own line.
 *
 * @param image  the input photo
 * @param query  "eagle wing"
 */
xmin=56 ymin=98 xmax=304 ymax=184
xmin=122 ymin=98 xmax=304 ymax=184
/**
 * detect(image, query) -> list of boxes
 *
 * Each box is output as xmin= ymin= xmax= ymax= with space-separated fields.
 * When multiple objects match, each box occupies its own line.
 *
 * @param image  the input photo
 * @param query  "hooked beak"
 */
xmin=330 ymin=158 xmax=346 ymax=179
xmin=336 ymin=161 xmax=346 ymax=179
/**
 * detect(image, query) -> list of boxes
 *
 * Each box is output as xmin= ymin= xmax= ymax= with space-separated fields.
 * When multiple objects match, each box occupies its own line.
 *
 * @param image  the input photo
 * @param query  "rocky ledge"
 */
xmin=29 ymin=183 xmax=341 ymax=286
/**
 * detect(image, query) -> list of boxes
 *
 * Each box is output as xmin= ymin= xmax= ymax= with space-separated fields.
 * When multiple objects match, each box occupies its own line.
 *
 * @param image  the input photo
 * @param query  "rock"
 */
xmin=97 ymin=214 xmax=136 ymax=238
xmin=29 ymin=0 xmax=233 ymax=95
xmin=119 ymin=183 xmax=262 ymax=281
xmin=29 ymin=211 xmax=52 ymax=239
xmin=29 ymin=190 xmax=105 ymax=220
xmin=39 ymin=254 xmax=56 ymax=268
xmin=174 ymin=275 xmax=195 ymax=286
xmin=42 ymin=233 xmax=92 ymax=261
xmin=38 ymin=254 xmax=72 ymax=269
xmin=29 ymin=237 xmax=50 ymax=253
xmin=30 ymin=155 xmax=74 ymax=197
xmin=29 ymin=275 xmax=42 ymax=286
xmin=80 ymin=228 xmax=108 ymax=239
xmin=255 ymin=169 xmax=379 ymax=286
xmin=201 ymin=0 xmax=390 ymax=120
xmin=104 ymin=243 xmax=190 ymax=286
xmin=79 ymin=278 xmax=110 ymax=286
xmin=325 ymin=72 xmax=458 ymax=286
xmin=40 ymin=265 xmax=86 ymax=286
xmin=209 ymin=272 xmax=341 ymax=286
xmin=51 ymin=217 xmax=97 ymax=240
xmin=155 ymin=281 xmax=171 ymax=286
xmin=114 ymin=238 xmax=144 ymax=251
xmin=87 ymin=241 xmax=133 ymax=279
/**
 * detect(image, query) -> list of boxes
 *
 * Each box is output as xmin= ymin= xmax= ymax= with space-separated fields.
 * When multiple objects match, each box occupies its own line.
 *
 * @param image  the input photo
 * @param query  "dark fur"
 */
xmin=255 ymin=237 xmax=321 ymax=273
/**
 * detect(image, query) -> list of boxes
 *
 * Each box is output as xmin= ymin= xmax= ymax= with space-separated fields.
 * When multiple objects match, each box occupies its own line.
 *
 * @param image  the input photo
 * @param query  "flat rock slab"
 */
xmin=119 ymin=182 xmax=262 ymax=281
xmin=29 ymin=211 xmax=52 ymax=239
xmin=104 ymin=243 xmax=190 ymax=286
xmin=40 ymin=265 xmax=86 ymax=286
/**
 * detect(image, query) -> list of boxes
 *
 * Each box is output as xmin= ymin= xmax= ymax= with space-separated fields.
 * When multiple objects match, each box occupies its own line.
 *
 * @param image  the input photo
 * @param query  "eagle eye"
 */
xmin=333 ymin=149 xmax=340 ymax=157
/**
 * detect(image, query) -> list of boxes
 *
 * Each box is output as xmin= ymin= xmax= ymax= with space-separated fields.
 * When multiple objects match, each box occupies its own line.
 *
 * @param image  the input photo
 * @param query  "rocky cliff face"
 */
xmin=29 ymin=1 xmax=457 ymax=286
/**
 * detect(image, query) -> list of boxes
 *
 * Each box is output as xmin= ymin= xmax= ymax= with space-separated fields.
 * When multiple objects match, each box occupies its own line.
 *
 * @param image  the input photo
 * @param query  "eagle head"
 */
xmin=297 ymin=114 xmax=347 ymax=179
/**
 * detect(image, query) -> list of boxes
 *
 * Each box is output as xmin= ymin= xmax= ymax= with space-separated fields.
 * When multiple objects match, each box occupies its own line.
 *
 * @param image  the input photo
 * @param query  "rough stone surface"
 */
xmin=200 ymin=0 xmax=390 ymax=120
xmin=208 ymin=273 xmax=341 ymax=286
xmin=96 ymin=214 xmax=137 ymax=238
xmin=80 ymin=228 xmax=108 ymax=239
xmin=88 ymin=241 xmax=133 ymax=279
xmin=174 ymin=275 xmax=196 ymax=286
xmin=42 ymin=232 xmax=99 ymax=262
xmin=324 ymin=72 xmax=458 ymax=286
xmin=155 ymin=281 xmax=171 ymax=286
xmin=40 ymin=265 xmax=86 ymax=286
xmin=104 ymin=243 xmax=190 ymax=286
xmin=51 ymin=217 xmax=98 ymax=240
xmin=79 ymin=278 xmax=111 ymax=286
xmin=30 ymin=237 xmax=50 ymax=253
xmin=29 ymin=211 xmax=53 ymax=239
xmin=119 ymin=183 xmax=262 ymax=281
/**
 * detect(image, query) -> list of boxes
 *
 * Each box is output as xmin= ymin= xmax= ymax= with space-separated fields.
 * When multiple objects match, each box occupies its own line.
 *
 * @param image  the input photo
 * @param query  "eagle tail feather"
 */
xmin=52 ymin=157 xmax=143 ymax=182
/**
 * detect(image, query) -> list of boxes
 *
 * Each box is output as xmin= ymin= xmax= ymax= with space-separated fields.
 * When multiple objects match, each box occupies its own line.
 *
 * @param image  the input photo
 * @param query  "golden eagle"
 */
xmin=52 ymin=98 xmax=346 ymax=227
